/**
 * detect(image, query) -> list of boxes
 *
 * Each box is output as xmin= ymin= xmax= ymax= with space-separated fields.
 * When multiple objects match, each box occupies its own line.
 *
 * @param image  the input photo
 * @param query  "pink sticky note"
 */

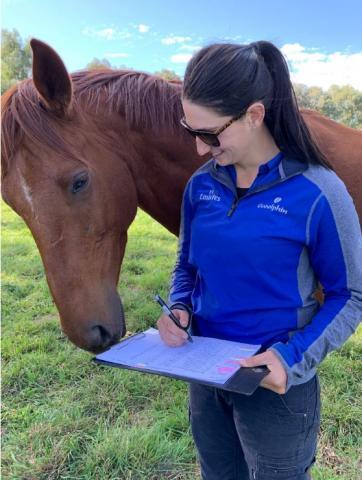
xmin=217 ymin=366 xmax=235 ymax=374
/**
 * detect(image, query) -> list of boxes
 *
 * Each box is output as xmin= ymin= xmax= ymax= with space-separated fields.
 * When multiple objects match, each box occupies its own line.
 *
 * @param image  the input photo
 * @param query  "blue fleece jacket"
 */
xmin=169 ymin=153 xmax=362 ymax=390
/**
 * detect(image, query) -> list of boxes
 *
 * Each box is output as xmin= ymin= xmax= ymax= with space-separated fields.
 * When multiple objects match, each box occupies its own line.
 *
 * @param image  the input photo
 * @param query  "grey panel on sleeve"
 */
xmin=296 ymin=246 xmax=319 ymax=329
xmin=303 ymin=166 xmax=362 ymax=291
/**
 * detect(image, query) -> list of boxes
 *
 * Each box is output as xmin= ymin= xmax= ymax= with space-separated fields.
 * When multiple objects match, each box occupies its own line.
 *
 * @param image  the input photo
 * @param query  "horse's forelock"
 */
xmin=1 ymin=79 xmax=83 ymax=171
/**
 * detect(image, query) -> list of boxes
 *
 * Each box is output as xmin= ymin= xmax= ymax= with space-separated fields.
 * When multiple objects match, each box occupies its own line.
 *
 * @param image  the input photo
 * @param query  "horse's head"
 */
xmin=1 ymin=40 xmax=139 ymax=352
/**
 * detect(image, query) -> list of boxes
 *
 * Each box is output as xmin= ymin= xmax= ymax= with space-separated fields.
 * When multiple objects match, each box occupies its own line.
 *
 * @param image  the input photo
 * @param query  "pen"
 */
xmin=154 ymin=294 xmax=193 ymax=343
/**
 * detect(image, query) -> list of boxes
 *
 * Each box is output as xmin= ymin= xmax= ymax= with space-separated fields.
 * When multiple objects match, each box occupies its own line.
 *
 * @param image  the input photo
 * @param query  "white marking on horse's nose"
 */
xmin=18 ymin=169 xmax=34 ymax=211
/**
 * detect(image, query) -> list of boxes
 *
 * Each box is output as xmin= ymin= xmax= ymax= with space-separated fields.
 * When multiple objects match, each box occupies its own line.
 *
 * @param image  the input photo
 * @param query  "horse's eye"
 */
xmin=72 ymin=173 xmax=89 ymax=194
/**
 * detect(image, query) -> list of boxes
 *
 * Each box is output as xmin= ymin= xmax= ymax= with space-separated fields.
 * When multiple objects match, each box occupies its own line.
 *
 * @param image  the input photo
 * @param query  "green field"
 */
xmin=1 ymin=203 xmax=361 ymax=479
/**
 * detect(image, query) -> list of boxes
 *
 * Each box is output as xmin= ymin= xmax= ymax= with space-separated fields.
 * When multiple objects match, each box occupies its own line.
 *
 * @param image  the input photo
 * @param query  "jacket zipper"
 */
xmin=227 ymin=197 xmax=240 ymax=217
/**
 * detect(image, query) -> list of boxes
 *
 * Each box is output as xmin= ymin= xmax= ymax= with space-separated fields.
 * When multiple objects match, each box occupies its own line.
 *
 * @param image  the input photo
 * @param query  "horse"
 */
xmin=2 ymin=39 xmax=362 ymax=353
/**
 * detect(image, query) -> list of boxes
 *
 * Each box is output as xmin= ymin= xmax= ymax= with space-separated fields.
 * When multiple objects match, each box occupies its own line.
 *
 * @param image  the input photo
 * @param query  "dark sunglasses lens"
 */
xmin=198 ymin=133 xmax=220 ymax=147
xmin=186 ymin=129 xmax=197 ymax=138
xmin=181 ymin=121 xmax=220 ymax=147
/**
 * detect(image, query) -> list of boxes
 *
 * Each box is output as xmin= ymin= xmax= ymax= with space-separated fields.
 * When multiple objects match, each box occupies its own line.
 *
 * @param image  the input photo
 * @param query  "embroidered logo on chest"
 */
xmin=257 ymin=196 xmax=288 ymax=215
xmin=199 ymin=189 xmax=221 ymax=202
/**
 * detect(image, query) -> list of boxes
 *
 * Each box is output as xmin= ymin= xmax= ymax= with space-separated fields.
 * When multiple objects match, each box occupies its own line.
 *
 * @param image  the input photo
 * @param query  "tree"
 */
xmin=293 ymin=83 xmax=312 ymax=109
xmin=1 ymin=29 xmax=31 ymax=94
xmin=86 ymin=58 xmax=112 ymax=70
xmin=294 ymin=82 xmax=362 ymax=129
xmin=326 ymin=85 xmax=362 ymax=129
xmin=154 ymin=69 xmax=181 ymax=81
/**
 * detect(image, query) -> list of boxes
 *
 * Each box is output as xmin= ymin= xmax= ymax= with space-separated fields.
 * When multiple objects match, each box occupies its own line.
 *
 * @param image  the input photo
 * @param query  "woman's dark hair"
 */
xmin=183 ymin=41 xmax=330 ymax=168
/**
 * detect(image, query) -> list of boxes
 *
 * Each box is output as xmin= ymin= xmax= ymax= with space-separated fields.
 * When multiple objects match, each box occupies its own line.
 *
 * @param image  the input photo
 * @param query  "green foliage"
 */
xmin=86 ymin=57 xmax=112 ymax=70
xmin=1 ymin=28 xmax=31 ymax=94
xmin=154 ymin=69 xmax=181 ymax=81
xmin=294 ymin=83 xmax=362 ymax=128
xmin=2 ymin=202 xmax=361 ymax=479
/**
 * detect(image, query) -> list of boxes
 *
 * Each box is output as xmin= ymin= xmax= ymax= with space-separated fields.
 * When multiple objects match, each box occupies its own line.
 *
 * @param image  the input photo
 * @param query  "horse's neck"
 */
xmin=129 ymin=133 xmax=204 ymax=236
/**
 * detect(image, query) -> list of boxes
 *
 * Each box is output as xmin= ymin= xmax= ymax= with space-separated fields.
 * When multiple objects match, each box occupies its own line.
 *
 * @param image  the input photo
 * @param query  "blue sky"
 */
xmin=2 ymin=0 xmax=362 ymax=89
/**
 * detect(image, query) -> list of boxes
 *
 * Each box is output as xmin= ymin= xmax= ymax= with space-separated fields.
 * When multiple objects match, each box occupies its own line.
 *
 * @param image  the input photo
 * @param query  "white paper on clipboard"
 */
xmin=95 ymin=328 xmax=261 ymax=385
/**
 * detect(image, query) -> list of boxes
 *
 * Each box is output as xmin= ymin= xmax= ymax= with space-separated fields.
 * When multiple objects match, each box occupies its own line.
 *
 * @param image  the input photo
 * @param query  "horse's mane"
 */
xmin=1 ymin=69 xmax=184 ymax=173
xmin=73 ymin=69 xmax=183 ymax=129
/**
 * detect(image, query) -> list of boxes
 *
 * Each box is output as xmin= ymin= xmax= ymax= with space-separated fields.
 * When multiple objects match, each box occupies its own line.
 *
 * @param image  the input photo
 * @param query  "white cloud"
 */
xmin=281 ymin=43 xmax=362 ymax=90
xmin=82 ymin=26 xmax=132 ymax=40
xmin=138 ymin=24 xmax=150 ymax=33
xmin=105 ymin=52 xmax=130 ymax=58
xmin=223 ymin=35 xmax=245 ymax=41
xmin=170 ymin=53 xmax=193 ymax=63
xmin=162 ymin=35 xmax=192 ymax=45
xmin=180 ymin=45 xmax=201 ymax=52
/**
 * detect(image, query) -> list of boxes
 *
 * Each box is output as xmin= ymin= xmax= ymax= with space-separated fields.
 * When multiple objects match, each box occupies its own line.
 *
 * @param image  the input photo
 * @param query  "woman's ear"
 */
xmin=246 ymin=103 xmax=265 ymax=128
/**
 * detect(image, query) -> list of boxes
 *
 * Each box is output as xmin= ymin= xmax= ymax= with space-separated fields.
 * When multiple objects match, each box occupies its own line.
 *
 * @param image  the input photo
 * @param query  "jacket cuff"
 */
xmin=268 ymin=345 xmax=294 ymax=392
xmin=169 ymin=302 xmax=193 ymax=316
xmin=268 ymin=343 xmax=317 ymax=392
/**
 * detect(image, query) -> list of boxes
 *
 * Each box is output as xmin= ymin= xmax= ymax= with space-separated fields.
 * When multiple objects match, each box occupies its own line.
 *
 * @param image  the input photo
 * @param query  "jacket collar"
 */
xmin=209 ymin=152 xmax=309 ymax=196
xmin=211 ymin=152 xmax=308 ymax=180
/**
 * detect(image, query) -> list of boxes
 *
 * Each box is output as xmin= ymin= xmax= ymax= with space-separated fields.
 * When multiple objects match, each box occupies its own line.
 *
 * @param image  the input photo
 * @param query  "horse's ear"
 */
xmin=30 ymin=38 xmax=72 ymax=116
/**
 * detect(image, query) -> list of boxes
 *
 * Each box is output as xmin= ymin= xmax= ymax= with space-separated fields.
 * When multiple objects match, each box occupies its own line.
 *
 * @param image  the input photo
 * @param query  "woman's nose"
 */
xmin=195 ymin=136 xmax=212 ymax=156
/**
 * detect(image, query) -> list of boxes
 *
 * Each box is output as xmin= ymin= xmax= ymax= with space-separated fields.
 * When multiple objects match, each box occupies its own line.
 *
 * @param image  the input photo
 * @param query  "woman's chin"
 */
xmin=214 ymin=153 xmax=228 ymax=165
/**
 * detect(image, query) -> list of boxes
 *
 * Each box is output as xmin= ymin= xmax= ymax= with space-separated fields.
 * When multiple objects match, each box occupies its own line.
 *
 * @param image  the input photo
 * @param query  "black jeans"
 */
xmin=189 ymin=375 xmax=320 ymax=480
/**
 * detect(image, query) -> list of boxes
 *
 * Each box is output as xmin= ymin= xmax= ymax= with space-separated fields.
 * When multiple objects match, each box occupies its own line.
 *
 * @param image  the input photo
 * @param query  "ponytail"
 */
xmin=251 ymin=41 xmax=330 ymax=167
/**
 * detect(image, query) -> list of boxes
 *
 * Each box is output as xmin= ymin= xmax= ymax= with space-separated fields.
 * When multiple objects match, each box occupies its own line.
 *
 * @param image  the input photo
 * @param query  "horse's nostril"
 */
xmin=91 ymin=325 xmax=113 ymax=350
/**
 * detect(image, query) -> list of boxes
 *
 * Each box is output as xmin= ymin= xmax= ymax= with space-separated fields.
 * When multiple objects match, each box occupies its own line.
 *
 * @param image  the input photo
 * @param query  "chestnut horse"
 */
xmin=2 ymin=39 xmax=361 ymax=353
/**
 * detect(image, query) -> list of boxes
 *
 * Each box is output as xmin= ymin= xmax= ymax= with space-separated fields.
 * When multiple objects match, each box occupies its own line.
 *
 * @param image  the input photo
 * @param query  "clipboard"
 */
xmin=93 ymin=329 xmax=270 ymax=396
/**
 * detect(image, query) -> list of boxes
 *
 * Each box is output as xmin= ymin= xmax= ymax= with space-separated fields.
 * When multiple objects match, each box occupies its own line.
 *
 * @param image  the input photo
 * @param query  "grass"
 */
xmin=1 ymin=202 xmax=361 ymax=479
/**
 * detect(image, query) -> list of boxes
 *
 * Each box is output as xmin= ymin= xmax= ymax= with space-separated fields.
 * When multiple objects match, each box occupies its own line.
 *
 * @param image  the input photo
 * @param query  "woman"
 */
xmin=157 ymin=41 xmax=361 ymax=480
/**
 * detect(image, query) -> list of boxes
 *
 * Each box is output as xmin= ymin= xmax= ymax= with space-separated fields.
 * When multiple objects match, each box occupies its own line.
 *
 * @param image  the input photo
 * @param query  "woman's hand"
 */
xmin=157 ymin=309 xmax=190 ymax=347
xmin=239 ymin=350 xmax=287 ymax=394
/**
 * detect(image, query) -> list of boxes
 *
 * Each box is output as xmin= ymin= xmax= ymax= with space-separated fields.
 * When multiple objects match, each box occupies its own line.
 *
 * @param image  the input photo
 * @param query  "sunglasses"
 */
xmin=180 ymin=109 xmax=247 ymax=147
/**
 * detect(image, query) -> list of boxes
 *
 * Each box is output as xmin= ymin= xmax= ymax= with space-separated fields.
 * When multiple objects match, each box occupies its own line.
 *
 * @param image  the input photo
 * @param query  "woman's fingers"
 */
xmin=239 ymin=350 xmax=287 ymax=394
xmin=174 ymin=309 xmax=190 ymax=328
xmin=157 ymin=313 xmax=188 ymax=346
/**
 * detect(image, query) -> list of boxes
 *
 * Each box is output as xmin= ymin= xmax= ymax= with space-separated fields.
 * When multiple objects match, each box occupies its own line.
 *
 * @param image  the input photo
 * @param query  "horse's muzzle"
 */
xmin=89 ymin=324 xmax=121 ymax=353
